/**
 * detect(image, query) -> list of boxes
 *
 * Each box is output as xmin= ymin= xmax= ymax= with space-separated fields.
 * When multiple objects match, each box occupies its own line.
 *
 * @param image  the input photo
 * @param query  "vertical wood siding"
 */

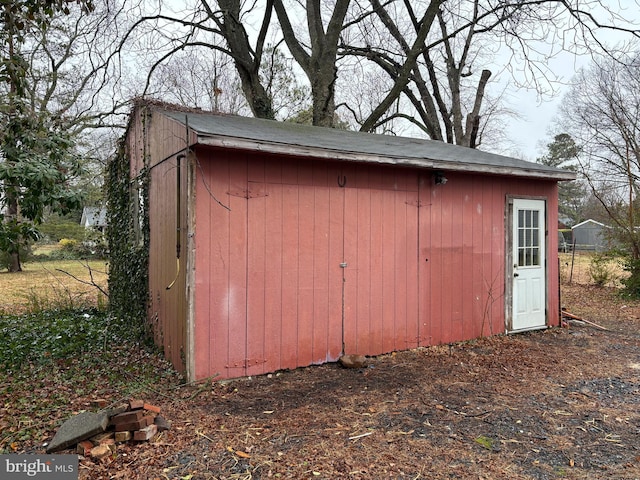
xmin=420 ymin=173 xmax=559 ymax=347
xmin=185 ymin=147 xmax=559 ymax=380
xmin=342 ymin=165 xmax=420 ymax=356
xmin=127 ymin=110 xmax=192 ymax=373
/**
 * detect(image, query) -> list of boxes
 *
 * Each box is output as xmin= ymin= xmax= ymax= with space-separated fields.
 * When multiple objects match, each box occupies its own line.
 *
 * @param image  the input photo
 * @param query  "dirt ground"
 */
xmin=63 ymin=283 xmax=639 ymax=480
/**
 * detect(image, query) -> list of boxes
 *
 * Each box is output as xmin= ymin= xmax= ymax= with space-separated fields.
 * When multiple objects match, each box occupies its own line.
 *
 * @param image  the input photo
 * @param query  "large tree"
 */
xmin=126 ymin=1 xmax=313 ymax=122
xmin=137 ymin=0 xmax=277 ymax=119
xmin=121 ymin=0 xmax=639 ymax=144
xmin=0 ymin=0 xmax=120 ymax=272
xmin=343 ymin=0 xmax=484 ymax=143
xmin=273 ymin=0 xmax=350 ymax=127
xmin=560 ymin=52 xmax=640 ymax=294
xmin=205 ymin=0 xmax=276 ymax=119
xmin=148 ymin=41 xmax=310 ymax=120
xmin=340 ymin=0 xmax=640 ymax=146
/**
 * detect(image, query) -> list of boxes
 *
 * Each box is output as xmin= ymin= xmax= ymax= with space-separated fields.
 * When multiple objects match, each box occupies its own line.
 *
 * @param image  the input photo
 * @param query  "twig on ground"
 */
xmin=55 ymin=262 xmax=109 ymax=298
xmin=348 ymin=431 xmax=374 ymax=440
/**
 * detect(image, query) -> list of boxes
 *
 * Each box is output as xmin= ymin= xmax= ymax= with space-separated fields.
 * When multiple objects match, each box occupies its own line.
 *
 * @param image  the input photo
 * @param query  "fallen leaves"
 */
xmin=2 ymin=283 xmax=640 ymax=479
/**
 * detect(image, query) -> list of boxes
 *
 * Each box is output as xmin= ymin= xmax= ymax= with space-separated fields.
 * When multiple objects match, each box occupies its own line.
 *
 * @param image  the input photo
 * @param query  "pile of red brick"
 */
xmin=77 ymin=399 xmax=169 ymax=459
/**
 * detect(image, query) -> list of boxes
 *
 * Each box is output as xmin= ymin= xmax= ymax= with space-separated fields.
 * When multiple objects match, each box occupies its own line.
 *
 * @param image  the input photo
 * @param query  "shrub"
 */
xmin=589 ymin=252 xmax=614 ymax=287
xmin=621 ymin=256 xmax=640 ymax=298
xmin=59 ymin=238 xmax=78 ymax=251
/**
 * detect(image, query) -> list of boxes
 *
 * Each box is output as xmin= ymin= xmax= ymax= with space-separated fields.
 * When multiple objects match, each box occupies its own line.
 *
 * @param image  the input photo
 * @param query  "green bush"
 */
xmin=621 ymin=256 xmax=640 ymax=298
xmin=589 ymin=252 xmax=615 ymax=287
xmin=59 ymin=238 xmax=78 ymax=251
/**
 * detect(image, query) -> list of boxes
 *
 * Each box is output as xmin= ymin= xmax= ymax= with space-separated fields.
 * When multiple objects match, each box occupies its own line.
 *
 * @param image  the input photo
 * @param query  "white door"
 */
xmin=511 ymin=199 xmax=546 ymax=331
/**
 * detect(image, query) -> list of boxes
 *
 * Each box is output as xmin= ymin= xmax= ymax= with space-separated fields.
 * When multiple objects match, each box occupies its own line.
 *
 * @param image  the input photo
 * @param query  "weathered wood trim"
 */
xmin=185 ymin=152 xmax=197 ymax=382
xmin=197 ymin=136 xmax=576 ymax=181
xmin=505 ymin=198 xmax=514 ymax=332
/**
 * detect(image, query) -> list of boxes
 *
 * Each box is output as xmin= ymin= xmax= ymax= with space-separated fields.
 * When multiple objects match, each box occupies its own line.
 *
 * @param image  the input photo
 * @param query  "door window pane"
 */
xmin=517 ymin=208 xmax=541 ymax=267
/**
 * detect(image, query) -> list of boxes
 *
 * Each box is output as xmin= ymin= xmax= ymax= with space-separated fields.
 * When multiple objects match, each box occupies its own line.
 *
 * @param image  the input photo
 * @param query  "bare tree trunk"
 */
xmin=345 ymin=0 xmax=507 ymax=147
xmin=626 ymin=144 xmax=640 ymax=260
xmin=360 ymin=1 xmax=441 ymax=133
xmin=208 ymin=0 xmax=276 ymax=119
xmin=367 ymin=0 xmax=444 ymax=139
xmin=310 ymin=52 xmax=338 ymax=127
xmin=462 ymin=69 xmax=491 ymax=148
xmin=274 ymin=0 xmax=350 ymax=127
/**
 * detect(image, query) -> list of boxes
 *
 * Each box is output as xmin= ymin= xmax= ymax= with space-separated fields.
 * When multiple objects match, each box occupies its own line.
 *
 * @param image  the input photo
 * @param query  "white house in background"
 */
xmin=571 ymin=219 xmax=611 ymax=251
xmin=80 ymin=206 xmax=107 ymax=232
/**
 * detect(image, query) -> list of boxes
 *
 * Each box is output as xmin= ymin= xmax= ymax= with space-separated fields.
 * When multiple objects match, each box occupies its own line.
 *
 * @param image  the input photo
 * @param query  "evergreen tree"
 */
xmin=537 ymin=133 xmax=585 ymax=225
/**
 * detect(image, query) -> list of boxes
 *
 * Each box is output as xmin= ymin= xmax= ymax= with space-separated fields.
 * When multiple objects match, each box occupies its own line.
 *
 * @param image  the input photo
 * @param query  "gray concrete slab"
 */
xmin=46 ymin=411 xmax=109 ymax=453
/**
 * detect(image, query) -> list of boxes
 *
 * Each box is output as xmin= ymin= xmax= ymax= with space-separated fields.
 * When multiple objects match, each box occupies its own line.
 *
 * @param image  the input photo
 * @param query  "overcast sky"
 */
xmin=499 ymin=55 xmax=591 ymax=161
xmin=496 ymin=1 xmax=640 ymax=160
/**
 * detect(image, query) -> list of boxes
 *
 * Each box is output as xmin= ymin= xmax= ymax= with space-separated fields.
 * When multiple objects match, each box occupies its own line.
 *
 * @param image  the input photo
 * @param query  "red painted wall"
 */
xmin=192 ymin=148 xmax=559 ymax=380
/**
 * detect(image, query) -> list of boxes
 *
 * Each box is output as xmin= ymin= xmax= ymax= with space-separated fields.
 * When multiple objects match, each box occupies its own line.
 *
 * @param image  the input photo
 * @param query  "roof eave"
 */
xmin=197 ymin=135 xmax=576 ymax=182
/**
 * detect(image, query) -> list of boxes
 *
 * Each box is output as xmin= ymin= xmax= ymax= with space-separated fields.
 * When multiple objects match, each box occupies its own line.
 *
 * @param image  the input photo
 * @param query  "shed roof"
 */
xmin=161 ymin=109 xmax=575 ymax=181
xmin=572 ymin=219 xmax=608 ymax=229
xmin=80 ymin=206 xmax=107 ymax=228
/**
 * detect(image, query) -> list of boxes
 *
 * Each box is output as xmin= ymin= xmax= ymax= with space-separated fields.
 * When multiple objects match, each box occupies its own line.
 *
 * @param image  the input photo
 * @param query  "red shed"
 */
xmin=124 ymin=104 xmax=575 ymax=381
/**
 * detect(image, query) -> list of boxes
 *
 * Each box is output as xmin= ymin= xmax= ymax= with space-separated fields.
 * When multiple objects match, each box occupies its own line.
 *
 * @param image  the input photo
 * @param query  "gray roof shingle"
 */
xmin=162 ymin=110 xmax=575 ymax=181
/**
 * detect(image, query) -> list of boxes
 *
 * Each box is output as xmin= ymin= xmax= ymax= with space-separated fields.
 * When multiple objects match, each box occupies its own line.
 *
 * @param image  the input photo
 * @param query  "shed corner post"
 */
xmin=504 ymin=196 xmax=515 ymax=333
xmin=185 ymin=151 xmax=197 ymax=382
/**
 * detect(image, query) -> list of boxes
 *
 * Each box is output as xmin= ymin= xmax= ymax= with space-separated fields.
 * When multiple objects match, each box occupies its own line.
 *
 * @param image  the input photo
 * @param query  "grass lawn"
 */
xmin=0 ymin=251 xmax=618 ymax=313
xmin=559 ymin=251 xmax=626 ymax=287
xmin=0 ymin=258 xmax=108 ymax=314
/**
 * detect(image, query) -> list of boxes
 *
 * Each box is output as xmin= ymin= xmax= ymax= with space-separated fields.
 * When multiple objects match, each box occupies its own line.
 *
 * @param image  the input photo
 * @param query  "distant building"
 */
xmin=571 ymin=219 xmax=610 ymax=251
xmin=80 ymin=207 xmax=107 ymax=232
xmin=558 ymin=217 xmax=572 ymax=229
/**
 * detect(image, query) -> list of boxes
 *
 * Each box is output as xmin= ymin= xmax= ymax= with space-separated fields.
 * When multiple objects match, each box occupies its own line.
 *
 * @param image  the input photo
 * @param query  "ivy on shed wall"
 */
xmin=106 ymin=140 xmax=150 ymax=334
